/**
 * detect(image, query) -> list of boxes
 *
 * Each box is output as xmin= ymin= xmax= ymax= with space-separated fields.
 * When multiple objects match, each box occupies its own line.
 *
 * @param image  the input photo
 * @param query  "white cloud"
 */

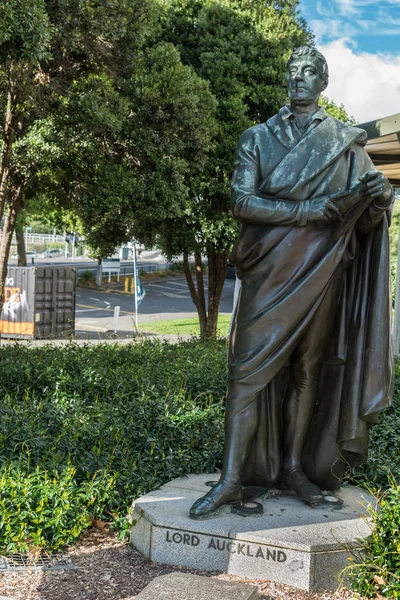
xmin=319 ymin=39 xmax=400 ymax=123
xmin=336 ymin=0 xmax=360 ymax=16
xmin=310 ymin=19 xmax=358 ymax=41
xmin=311 ymin=0 xmax=400 ymax=41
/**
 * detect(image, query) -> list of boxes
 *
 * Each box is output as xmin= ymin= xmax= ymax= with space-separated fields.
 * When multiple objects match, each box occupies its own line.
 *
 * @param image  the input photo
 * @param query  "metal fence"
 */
xmin=75 ymin=262 xmax=173 ymax=278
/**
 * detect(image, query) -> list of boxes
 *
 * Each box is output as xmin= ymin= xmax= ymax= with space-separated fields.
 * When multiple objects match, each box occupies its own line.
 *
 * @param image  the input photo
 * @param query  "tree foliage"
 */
xmin=0 ymin=0 xmax=354 ymax=338
xmin=0 ymin=0 xmax=216 ymax=312
xmin=147 ymin=0 xmax=312 ymax=335
xmin=320 ymin=95 xmax=355 ymax=125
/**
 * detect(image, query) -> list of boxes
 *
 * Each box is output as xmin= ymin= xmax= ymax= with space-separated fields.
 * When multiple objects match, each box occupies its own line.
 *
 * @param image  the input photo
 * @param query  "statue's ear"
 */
xmin=321 ymin=79 xmax=328 ymax=92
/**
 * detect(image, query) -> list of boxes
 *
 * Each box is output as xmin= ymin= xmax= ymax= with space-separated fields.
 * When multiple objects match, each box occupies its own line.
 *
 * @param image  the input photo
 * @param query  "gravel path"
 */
xmin=0 ymin=529 xmax=361 ymax=600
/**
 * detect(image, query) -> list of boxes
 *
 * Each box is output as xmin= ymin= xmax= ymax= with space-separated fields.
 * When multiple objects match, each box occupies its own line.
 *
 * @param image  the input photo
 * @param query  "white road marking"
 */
xmin=76 ymin=308 xmax=100 ymax=313
xmin=166 ymin=282 xmax=189 ymax=288
xmin=90 ymin=297 xmax=101 ymax=302
xmin=147 ymin=283 xmax=189 ymax=293
xmin=162 ymin=292 xmax=190 ymax=299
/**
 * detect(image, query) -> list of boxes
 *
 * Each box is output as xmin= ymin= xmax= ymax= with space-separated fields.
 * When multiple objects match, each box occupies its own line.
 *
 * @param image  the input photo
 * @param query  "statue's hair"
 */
xmin=287 ymin=46 xmax=329 ymax=82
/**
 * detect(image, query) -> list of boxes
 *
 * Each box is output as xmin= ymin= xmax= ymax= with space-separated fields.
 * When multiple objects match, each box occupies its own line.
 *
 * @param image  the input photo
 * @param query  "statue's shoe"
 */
xmin=190 ymin=481 xmax=243 ymax=520
xmin=283 ymin=469 xmax=324 ymax=506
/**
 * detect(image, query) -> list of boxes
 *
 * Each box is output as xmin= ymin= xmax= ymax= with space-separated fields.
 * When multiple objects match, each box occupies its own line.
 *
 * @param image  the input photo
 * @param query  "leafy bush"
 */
xmin=2 ymin=335 xmax=399 ymax=574
xmin=389 ymin=200 xmax=400 ymax=305
xmin=0 ymin=339 xmax=226 ymax=552
xmin=0 ymin=466 xmax=117 ymax=554
xmin=348 ymin=480 xmax=400 ymax=598
xmin=78 ymin=270 xmax=96 ymax=285
xmin=348 ymin=359 xmax=400 ymax=597
xmin=353 ymin=360 xmax=400 ymax=488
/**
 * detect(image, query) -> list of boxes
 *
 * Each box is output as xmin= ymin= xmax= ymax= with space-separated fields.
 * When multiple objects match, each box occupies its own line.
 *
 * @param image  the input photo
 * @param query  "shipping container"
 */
xmin=1 ymin=267 xmax=76 ymax=339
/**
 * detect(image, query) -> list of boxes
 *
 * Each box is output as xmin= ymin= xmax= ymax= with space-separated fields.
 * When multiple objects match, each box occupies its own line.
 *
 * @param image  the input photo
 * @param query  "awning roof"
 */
xmin=357 ymin=113 xmax=400 ymax=186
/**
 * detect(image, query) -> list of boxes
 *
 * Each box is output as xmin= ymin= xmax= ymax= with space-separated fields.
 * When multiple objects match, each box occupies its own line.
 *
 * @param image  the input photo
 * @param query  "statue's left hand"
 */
xmin=360 ymin=171 xmax=392 ymax=205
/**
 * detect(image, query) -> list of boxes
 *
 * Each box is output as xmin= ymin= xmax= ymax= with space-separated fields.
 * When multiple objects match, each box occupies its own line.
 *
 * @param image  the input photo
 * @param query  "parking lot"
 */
xmin=75 ymin=277 xmax=235 ymax=334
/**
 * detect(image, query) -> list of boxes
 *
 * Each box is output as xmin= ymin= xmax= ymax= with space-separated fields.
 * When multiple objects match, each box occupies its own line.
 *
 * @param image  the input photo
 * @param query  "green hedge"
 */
xmin=347 ymin=481 xmax=400 ymax=598
xmin=1 ymin=336 xmax=400 ymax=595
xmin=0 ymin=339 xmax=226 ymax=552
xmin=0 ymin=466 xmax=118 ymax=553
xmin=353 ymin=360 xmax=400 ymax=488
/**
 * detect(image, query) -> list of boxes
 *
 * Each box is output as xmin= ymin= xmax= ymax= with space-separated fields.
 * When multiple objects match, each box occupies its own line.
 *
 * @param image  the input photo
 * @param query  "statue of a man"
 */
xmin=190 ymin=45 xmax=394 ymax=519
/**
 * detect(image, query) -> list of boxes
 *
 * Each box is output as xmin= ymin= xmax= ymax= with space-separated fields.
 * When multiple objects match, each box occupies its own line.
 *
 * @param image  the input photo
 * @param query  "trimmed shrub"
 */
xmin=0 ymin=339 xmax=226 ymax=552
xmin=348 ymin=360 xmax=400 ymax=597
xmin=78 ymin=270 xmax=96 ymax=285
xmin=0 ymin=466 xmax=117 ymax=553
xmin=347 ymin=480 xmax=400 ymax=598
xmin=353 ymin=360 xmax=400 ymax=488
xmin=1 ymin=336 xmax=399 ymax=573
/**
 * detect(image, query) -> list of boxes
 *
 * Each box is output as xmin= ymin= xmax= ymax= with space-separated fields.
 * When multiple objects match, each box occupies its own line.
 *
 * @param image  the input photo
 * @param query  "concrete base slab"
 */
xmin=130 ymin=474 xmax=375 ymax=592
xmin=135 ymin=572 xmax=258 ymax=600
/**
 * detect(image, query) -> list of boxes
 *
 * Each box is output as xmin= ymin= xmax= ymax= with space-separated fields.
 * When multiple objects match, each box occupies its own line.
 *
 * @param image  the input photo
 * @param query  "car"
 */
xmin=11 ymin=250 xmax=37 ymax=259
xmin=40 ymin=248 xmax=66 ymax=258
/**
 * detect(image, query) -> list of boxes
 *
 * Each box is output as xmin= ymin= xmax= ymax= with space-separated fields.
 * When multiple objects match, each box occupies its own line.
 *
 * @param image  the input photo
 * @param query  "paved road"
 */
xmin=75 ymin=277 xmax=236 ymax=334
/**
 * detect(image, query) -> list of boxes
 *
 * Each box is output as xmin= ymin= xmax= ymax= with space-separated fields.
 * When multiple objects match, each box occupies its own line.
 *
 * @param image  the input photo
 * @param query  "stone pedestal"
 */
xmin=130 ymin=474 xmax=374 ymax=592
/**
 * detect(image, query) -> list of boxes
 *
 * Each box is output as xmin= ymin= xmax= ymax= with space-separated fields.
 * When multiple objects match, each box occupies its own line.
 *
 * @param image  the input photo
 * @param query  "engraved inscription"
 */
xmin=165 ymin=530 xmax=287 ymax=563
xmin=166 ymin=531 xmax=200 ymax=546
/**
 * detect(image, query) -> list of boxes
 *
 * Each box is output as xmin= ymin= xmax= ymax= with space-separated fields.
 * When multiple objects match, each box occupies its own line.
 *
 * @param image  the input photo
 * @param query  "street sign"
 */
xmin=102 ymin=258 xmax=121 ymax=282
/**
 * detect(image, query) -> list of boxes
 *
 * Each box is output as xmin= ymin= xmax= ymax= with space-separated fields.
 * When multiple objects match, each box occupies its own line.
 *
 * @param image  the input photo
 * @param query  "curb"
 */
xmin=75 ymin=321 xmax=109 ymax=333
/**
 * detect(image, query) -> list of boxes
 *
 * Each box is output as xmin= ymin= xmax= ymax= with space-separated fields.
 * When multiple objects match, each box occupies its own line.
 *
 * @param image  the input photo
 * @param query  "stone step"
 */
xmin=135 ymin=572 xmax=258 ymax=600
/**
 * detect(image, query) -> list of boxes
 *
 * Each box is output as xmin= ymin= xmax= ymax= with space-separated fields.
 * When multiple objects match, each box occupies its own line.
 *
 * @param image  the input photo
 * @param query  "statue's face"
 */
xmin=286 ymin=55 xmax=327 ymax=105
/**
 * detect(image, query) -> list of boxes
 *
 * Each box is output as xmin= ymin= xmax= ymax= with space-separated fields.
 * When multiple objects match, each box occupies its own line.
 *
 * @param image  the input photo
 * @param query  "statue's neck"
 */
xmin=290 ymin=101 xmax=320 ymax=132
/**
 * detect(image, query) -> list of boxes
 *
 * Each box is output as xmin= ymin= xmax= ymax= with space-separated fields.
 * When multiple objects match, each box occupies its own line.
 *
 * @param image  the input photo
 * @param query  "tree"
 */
xmin=143 ymin=0 xmax=313 ymax=337
xmin=0 ymin=0 xmax=214 ymax=314
xmin=58 ymin=44 xmax=216 ymax=260
xmin=0 ymin=0 xmax=134 ymax=311
xmin=0 ymin=0 xmax=353 ymax=338
xmin=16 ymin=40 xmax=216 ymax=265
xmin=0 ymin=0 xmax=52 ymax=308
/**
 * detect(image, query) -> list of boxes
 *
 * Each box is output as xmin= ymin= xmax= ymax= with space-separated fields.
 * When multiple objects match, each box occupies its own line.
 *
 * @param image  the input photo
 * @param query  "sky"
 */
xmin=299 ymin=0 xmax=400 ymax=123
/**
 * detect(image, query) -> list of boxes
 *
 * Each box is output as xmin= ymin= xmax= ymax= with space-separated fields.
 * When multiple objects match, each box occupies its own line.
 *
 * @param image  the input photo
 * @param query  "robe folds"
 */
xmin=228 ymin=113 xmax=394 ymax=490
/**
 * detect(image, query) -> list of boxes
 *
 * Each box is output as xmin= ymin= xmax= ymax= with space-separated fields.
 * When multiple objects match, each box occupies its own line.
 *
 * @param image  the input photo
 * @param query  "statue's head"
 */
xmin=286 ymin=46 xmax=329 ymax=106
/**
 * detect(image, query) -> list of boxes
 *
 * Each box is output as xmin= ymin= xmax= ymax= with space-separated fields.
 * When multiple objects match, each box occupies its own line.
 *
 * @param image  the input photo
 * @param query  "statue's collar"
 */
xmin=266 ymin=105 xmax=328 ymax=150
xmin=279 ymin=104 xmax=328 ymax=124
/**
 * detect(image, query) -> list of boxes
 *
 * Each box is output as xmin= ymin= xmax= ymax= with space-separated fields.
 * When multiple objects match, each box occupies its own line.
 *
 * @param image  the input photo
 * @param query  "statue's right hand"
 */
xmin=307 ymin=196 xmax=342 ymax=225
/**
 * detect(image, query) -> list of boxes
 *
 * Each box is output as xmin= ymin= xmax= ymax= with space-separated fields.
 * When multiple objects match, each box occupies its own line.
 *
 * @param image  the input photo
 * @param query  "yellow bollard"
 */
xmin=124 ymin=278 xmax=129 ymax=293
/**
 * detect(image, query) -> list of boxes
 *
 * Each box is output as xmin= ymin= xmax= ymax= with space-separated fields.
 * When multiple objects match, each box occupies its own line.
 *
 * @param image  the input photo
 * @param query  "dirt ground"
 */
xmin=0 ymin=529 xmax=361 ymax=600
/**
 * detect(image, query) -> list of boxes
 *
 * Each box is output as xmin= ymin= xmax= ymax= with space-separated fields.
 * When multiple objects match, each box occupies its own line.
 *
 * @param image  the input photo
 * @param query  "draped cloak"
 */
xmin=228 ymin=111 xmax=394 ymax=490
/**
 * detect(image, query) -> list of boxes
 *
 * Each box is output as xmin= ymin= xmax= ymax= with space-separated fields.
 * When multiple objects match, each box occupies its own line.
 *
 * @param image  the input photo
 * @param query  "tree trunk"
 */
xmin=0 ymin=88 xmax=17 ymax=223
xmin=16 ymin=225 xmax=27 ymax=266
xmin=96 ymin=257 xmax=103 ymax=286
xmin=206 ymin=246 xmax=227 ymax=338
xmin=0 ymin=187 xmax=24 ymax=315
xmin=183 ymin=250 xmax=207 ymax=334
xmin=182 ymin=247 xmax=227 ymax=339
xmin=194 ymin=251 xmax=206 ymax=320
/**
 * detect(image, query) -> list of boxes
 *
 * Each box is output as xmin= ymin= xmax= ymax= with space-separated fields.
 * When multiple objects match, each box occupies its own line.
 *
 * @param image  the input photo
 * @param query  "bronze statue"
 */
xmin=190 ymin=46 xmax=394 ymax=519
